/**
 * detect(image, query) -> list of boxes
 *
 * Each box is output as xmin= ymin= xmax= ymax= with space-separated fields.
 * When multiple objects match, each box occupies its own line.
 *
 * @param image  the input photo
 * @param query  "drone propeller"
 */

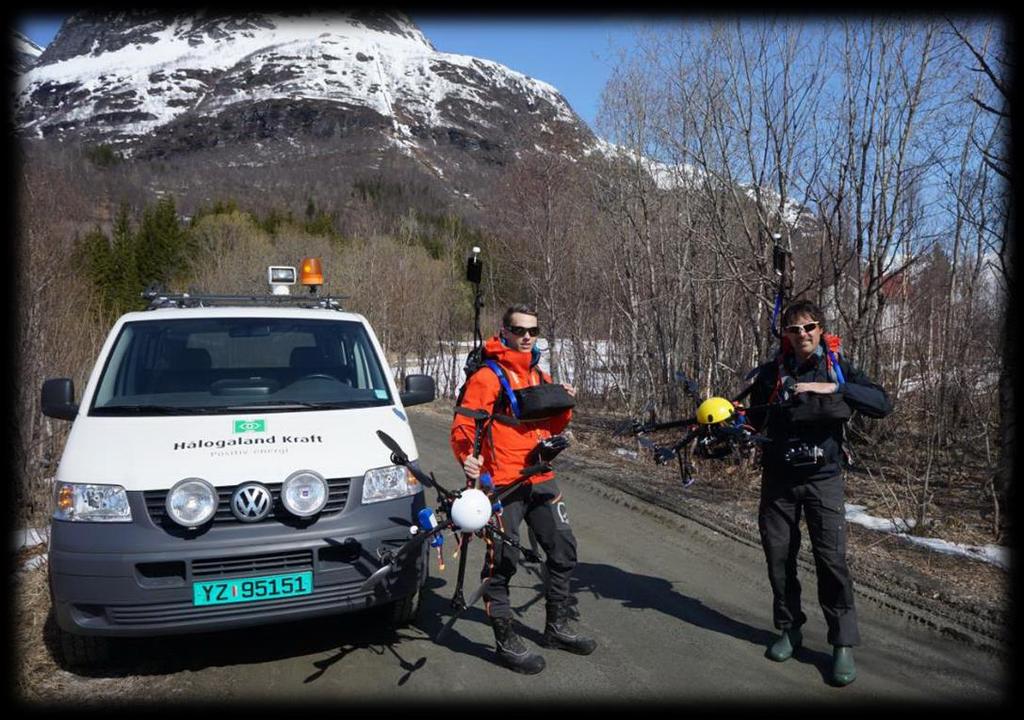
xmin=360 ymin=559 xmax=402 ymax=593
xmin=359 ymin=526 xmax=442 ymax=593
xmin=375 ymin=430 xmax=456 ymax=499
xmin=376 ymin=429 xmax=409 ymax=463
xmin=436 ymin=577 xmax=493 ymax=642
xmin=612 ymin=417 xmax=638 ymax=437
xmin=613 ymin=399 xmax=657 ymax=437
xmin=636 ymin=435 xmax=657 ymax=450
xmin=653 ymin=447 xmax=677 ymax=465
xmin=674 ymin=370 xmax=701 ymax=401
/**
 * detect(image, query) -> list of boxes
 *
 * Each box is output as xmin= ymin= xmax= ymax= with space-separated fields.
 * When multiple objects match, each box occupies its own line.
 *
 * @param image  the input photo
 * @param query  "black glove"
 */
xmin=530 ymin=434 xmax=570 ymax=464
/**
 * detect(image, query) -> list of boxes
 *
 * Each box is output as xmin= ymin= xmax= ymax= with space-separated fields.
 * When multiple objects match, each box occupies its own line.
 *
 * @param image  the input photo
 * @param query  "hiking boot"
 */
xmin=831 ymin=645 xmax=857 ymax=686
xmin=492 ymin=617 xmax=545 ymax=674
xmin=541 ymin=603 xmax=597 ymax=655
xmin=766 ymin=628 xmax=802 ymax=662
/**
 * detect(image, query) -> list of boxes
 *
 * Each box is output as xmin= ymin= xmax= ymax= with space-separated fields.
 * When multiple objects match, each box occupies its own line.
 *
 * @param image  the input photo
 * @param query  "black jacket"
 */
xmin=748 ymin=349 xmax=892 ymax=481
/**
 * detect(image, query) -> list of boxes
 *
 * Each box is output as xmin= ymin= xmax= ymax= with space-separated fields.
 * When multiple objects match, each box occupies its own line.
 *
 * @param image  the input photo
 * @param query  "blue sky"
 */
xmin=15 ymin=13 xmax=657 ymax=131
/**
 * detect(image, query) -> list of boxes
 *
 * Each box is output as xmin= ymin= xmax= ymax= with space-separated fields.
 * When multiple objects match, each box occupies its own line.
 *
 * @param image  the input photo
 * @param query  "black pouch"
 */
xmin=787 ymin=393 xmax=852 ymax=424
xmin=514 ymin=383 xmax=575 ymax=420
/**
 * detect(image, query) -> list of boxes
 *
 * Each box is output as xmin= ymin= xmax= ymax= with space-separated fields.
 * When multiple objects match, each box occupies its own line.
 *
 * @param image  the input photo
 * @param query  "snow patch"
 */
xmin=17 ymin=13 xmax=578 ymax=143
xmin=844 ymin=504 xmax=1009 ymax=571
xmin=13 ymin=526 xmax=49 ymax=551
xmin=22 ymin=554 xmax=48 ymax=572
xmin=14 ymin=31 xmax=44 ymax=59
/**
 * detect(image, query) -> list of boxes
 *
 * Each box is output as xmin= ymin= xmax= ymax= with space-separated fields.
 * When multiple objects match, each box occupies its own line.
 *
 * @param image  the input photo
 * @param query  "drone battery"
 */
xmin=417 ymin=507 xmax=438 ymax=531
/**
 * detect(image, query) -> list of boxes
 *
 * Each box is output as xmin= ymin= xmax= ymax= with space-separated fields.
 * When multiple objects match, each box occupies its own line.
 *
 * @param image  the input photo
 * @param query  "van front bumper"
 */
xmin=49 ymin=489 xmax=427 ymax=637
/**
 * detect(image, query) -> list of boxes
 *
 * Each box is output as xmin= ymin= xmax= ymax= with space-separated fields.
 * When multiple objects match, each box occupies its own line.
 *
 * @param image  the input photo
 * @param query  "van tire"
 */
xmin=58 ymin=628 xmax=112 ymax=668
xmin=385 ymin=587 xmax=422 ymax=628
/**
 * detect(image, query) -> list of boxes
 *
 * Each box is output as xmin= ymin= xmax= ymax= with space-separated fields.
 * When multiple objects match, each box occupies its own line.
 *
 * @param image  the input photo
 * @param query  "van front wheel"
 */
xmin=385 ymin=587 xmax=422 ymax=628
xmin=57 ymin=628 xmax=113 ymax=668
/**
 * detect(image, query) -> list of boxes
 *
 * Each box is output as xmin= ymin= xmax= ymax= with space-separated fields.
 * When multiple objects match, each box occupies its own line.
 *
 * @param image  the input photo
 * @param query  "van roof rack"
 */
xmin=141 ymin=290 xmax=348 ymax=311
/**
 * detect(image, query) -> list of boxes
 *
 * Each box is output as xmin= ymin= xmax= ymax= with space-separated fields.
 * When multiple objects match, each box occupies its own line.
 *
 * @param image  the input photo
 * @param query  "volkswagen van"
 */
xmin=40 ymin=264 xmax=434 ymax=665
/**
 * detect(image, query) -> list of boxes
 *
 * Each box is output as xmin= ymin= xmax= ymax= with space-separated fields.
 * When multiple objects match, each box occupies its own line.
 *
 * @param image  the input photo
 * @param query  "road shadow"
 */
xmin=44 ymin=575 xmax=461 ymax=683
xmin=513 ymin=560 xmax=832 ymax=680
xmin=413 ymin=575 xmax=497 ymax=667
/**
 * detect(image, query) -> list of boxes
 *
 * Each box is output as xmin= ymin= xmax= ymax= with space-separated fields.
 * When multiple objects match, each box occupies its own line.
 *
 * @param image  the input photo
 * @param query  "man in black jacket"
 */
xmin=747 ymin=300 xmax=892 ymax=687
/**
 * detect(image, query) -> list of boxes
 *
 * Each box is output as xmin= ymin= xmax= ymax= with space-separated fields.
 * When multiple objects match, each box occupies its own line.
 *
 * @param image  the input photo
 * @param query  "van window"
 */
xmin=91 ymin=317 xmax=393 ymax=415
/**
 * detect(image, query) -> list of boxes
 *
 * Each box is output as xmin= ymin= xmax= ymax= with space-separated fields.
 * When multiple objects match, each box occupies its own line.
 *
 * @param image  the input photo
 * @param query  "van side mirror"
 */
xmin=42 ymin=378 xmax=79 ymax=421
xmin=399 ymin=374 xmax=435 ymax=407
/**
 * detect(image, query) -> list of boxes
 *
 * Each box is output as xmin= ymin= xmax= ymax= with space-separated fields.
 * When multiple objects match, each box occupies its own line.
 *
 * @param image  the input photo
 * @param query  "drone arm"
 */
xmin=635 ymin=416 xmax=698 ymax=434
xmin=450 ymin=533 xmax=472 ymax=611
xmin=492 ymin=464 xmax=552 ymax=503
xmin=671 ymin=427 xmax=700 ymax=452
xmin=485 ymin=524 xmax=543 ymax=563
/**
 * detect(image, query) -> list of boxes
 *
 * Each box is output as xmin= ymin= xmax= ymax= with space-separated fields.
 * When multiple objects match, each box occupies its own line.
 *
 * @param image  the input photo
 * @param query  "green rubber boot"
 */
xmin=766 ymin=628 xmax=802 ymax=662
xmin=832 ymin=646 xmax=857 ymax=686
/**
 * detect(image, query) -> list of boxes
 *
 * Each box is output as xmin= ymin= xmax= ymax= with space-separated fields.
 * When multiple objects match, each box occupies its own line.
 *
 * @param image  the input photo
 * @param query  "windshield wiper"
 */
xmin=224 ymin=401 xmax=322 ymax=410
xmin=225 ymin=400 xmax=385 ymax=411
xmin=92 ymin=405 xmax=212 ymax=415
xmin=336 ymin=399 xmax=389 ymax=408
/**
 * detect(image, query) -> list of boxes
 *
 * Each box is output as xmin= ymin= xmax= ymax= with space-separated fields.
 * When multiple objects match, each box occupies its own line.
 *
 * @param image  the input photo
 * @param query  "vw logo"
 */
xmin=231 ymin=483 xmax=272 ymax=522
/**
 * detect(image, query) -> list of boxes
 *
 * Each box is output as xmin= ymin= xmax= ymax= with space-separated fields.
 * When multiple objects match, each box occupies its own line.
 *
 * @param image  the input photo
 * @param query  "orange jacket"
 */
xmin=450 ymin=336 xmax=571 ymax=487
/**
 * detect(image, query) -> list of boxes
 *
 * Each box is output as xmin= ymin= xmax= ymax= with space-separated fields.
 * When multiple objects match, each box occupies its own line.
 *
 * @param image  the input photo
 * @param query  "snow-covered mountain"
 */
xmin=12 ymin=30 xmax=44 ymax=74
xmin=14 ymin=10 xmax=593 ymax=186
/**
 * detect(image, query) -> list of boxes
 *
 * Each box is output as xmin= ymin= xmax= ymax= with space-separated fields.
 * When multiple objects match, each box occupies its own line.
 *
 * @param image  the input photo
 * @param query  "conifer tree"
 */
xmin=111 ymin=203 xmax=143 ymax=311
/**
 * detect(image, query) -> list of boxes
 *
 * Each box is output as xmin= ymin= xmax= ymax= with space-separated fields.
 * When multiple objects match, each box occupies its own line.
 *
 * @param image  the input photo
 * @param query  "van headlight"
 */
xmin=54 ymin=483 xmax=132 ymax=522
xmin=166 ymin=478 xmax=218 ymax=529
xmin=362 ymin=465 xmax=420 ymax=504
xmin=281 ymin=470 xmax=328 ymax=517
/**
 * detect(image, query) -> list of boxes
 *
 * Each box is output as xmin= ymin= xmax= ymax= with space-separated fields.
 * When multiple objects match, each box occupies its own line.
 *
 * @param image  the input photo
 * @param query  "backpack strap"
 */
xmin=826 ymin=349 xmax=846 ymax=386
xmin=767 ymin=354 xmax=788 ymax=404
xmin=484 ymin=359 xmax=520 ymax=419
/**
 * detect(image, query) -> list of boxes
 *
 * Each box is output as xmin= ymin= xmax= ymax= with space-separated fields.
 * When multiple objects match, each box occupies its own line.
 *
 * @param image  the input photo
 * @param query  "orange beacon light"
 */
xmin=300 ymin=257 xmax=323 ymax=292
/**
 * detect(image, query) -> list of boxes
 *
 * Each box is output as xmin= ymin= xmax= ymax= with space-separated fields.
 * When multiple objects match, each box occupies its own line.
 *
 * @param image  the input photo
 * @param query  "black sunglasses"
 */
xmin=783 ymin=321 xmax=821 ymax=335
xmin=505 ymin=325 xmax=541 ymax=337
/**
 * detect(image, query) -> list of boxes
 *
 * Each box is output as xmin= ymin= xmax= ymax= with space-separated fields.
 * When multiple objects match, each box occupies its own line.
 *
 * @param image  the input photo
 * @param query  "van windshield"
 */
xmin=90 ymin=317 xmax=394 ymax=415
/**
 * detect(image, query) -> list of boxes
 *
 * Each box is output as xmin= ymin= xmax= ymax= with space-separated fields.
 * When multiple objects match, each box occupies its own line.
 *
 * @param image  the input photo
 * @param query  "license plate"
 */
xmin=193 ymin=571 xmax=313 ymax=606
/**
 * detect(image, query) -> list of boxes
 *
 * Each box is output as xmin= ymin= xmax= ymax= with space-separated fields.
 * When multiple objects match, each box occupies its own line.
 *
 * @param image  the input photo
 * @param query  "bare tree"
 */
xmin=947 ymin=17 xmax=1012 ymax=540
xmin=15 ymin=152 xmax=110 ymax=526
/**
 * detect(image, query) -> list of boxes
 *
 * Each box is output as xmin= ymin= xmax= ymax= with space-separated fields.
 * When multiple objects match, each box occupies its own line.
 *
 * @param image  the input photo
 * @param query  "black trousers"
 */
xmin=481 ymin=478 xmax=578 ymax=620
xmin=758 ymin=471 xmax=860 ymax=646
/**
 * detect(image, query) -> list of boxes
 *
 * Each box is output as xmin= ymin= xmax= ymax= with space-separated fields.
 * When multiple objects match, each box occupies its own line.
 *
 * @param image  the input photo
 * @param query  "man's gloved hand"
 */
xmin=531 ymin=434 xmax=570 ymax=464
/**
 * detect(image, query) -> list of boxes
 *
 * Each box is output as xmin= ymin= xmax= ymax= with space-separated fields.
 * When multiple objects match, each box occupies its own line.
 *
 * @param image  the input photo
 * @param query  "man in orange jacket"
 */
xmin=451 ymin=304 xmax=596 ymax=674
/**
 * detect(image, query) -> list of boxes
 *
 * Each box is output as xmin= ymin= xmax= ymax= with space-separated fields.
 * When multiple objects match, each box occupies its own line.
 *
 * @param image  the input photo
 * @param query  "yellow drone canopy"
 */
xmin=696 ymin=396 xmax=735 ymax=425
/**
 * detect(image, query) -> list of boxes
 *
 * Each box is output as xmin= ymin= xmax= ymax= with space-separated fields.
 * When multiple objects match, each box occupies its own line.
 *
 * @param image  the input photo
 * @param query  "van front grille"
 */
xmin=190 ymin=549 xmax=314 ymax=579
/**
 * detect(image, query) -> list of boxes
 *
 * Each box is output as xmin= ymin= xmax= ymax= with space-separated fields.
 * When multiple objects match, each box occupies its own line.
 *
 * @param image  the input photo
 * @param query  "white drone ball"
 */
xmin=449 ymin=488 xmax=493 ymax=532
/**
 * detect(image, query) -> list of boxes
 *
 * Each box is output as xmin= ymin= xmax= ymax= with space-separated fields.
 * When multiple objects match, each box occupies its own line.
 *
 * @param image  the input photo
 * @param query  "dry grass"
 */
xmin=12 ymin=560 xmax=167 ymax=706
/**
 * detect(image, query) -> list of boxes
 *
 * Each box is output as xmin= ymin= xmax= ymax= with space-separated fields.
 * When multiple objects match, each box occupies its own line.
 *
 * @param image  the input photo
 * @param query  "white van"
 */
xmin=40 ymin=268 xmax=435 ymax=666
